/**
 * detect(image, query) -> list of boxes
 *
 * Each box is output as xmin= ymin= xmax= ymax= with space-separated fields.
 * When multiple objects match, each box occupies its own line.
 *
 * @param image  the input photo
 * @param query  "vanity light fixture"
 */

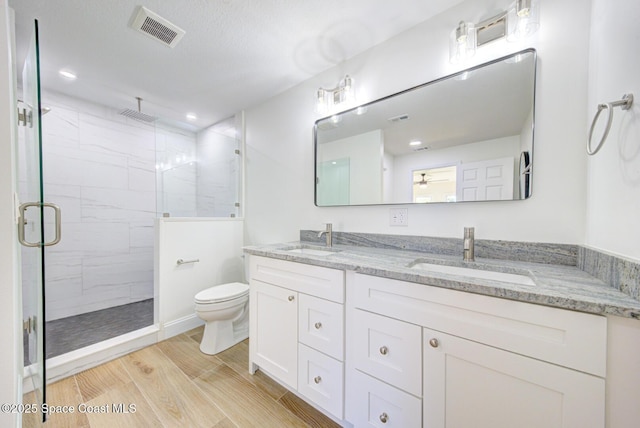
xmin=409 ymin=140 xmax=422 ymax=146
xmin=449 ymin=21 xmax=476 ymax=64
xmin=316 ymin=75 xmax=355 ymax=115
xmin=507 ymin=0 xmax=540 ymax=41
xmin=449 ymin=0 xmax=540 ymax=63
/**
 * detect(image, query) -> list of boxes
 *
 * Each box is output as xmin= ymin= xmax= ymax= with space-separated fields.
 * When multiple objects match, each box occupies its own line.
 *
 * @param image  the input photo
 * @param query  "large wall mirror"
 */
xmin=314 ymin=49 xmax=536 ymax=206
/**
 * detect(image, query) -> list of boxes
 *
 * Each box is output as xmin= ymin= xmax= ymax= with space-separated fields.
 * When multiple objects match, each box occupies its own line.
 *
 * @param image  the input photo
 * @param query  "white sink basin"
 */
xmin=285 ymin=248 xmax=337 ymax=256
xmin=411 ymin=262 xmax=535 ymax=286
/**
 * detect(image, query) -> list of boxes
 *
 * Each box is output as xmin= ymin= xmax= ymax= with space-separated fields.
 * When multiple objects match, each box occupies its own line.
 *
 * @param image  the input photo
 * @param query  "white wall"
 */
xmin=585 ymin=0 xmax=640 ymax=261
xmin=156 ymin=218 xmax=244 ymax=338
xmin=245 ymin=0 xmax=591 ymax=246
xmin=0 ymin=1 xmax=19 ymax=425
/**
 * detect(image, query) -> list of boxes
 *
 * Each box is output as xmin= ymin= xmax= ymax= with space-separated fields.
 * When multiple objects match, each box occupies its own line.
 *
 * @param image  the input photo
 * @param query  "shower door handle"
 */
xmin=18 ymin=202 xmax=62 ymax=247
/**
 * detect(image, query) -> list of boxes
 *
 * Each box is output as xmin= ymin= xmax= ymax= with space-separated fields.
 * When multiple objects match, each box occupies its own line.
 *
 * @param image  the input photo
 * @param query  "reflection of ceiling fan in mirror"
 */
xmin=414 ymin=173 xmax=448 ymax=188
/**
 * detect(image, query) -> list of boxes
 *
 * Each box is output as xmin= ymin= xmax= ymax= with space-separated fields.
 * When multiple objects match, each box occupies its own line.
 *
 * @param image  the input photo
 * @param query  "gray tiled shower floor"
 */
xmin=44 ymin=299 xmax=154 ymax=360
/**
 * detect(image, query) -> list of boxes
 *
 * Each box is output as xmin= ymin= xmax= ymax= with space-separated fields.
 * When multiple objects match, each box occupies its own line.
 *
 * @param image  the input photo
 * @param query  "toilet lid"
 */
xmin=195 ymin=282 xmax=249 ymax=304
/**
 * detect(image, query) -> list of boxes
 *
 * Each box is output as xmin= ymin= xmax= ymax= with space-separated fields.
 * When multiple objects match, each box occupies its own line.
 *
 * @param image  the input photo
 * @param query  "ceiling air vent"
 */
xmin=131 ymin=6 xmax=185 ymax=48
xmin=388 ymin=114 xmax=410 ymax=123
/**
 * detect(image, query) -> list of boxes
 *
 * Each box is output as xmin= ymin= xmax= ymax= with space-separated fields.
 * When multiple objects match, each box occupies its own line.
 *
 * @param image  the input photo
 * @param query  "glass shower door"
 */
xmin=17 ymin=19 xmax=60 ymax=423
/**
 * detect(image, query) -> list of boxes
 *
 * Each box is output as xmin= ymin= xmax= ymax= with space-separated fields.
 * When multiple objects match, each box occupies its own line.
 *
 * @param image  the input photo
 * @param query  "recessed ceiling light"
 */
xmin=186 ymin=113 xmax=197 ymax=121
xmin=409 ymin=140 xmax=422 ymax=146
xmin=59 ymin=69 xmax=77 ymax=80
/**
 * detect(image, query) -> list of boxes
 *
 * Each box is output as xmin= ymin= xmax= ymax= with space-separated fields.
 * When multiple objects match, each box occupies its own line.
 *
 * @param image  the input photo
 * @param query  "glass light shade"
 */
xmin=316 ymin=88 xmax=327 ymax=114
xmin=449 ymin=21 xmax=476 ymax=64
xmin=507 ymin=0 xmax=540 ymax=41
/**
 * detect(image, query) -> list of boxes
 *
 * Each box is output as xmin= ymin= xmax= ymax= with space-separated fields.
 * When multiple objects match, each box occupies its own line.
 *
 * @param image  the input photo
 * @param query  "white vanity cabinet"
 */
xmin=249 ymin=255 xmax=345 ymax=419
xmin=347 ymin=273 xmax=608 ymax=428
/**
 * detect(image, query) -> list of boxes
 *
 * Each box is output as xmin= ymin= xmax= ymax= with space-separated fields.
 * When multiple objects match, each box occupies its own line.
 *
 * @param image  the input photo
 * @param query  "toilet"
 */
xmin=194 ymin=282 xmax=250 ymax=355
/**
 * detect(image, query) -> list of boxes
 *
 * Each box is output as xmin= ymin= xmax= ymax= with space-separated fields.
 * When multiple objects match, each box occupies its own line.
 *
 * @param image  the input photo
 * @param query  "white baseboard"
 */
xmin=160 ymin=314 xmax=204 ymax=341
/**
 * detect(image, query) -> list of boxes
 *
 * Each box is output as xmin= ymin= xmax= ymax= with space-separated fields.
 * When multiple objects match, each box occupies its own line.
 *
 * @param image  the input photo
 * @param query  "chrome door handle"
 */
xmin=18 ymin=202 xmax=62 ymax=247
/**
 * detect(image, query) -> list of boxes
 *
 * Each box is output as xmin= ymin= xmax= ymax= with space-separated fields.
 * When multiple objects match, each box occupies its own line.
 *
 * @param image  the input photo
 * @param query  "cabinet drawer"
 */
xmin=353 ymin=310 xmax=422 ymax=397
xmin=347 ymin=370 xmax=421 ymax=428
xmin=298 ymin=344 xmax=344 ymax=419
xmin=299 ymin=294 xmax=344 ymax=360
xmin=353 ymin=273 xmax=607 ymax=377
xmin=250 ymin=255 xmax=344 ymax=303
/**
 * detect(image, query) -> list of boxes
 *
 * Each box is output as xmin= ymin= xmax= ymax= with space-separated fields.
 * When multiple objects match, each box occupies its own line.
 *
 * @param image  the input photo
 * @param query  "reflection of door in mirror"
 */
xmin=317 ymin=158 xmax=350 ymax=205
xmin=456 ymin=157 xmax=514 ymax=201
xmin=412 ymin=165 xmax=457 ymax=203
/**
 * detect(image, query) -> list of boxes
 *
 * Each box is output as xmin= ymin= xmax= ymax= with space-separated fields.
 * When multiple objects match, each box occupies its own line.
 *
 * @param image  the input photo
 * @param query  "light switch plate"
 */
xmin=389 ymin=208 xmax=408 ymax=226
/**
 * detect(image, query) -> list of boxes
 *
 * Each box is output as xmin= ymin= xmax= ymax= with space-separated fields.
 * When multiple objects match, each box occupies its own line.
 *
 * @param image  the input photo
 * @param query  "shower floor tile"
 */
xmin=45 ymin=299 xmax=154 ymax=359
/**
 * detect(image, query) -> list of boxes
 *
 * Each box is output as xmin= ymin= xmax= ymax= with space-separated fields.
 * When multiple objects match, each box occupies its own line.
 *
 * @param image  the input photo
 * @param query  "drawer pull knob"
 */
xmin=380 ymin=412 xmax=389 ymax=423
xmin=314 ymin=376 xmax=322 ymax=384
xmin=314 ymin=322 xmax=322 ymax=329
xmin=429 ymin=338 xmax=439 ymax=348
xmin=379 ymin=346 xmax=389 ymax=355
xmin=288 ymin=295 xmax=295 ymax=302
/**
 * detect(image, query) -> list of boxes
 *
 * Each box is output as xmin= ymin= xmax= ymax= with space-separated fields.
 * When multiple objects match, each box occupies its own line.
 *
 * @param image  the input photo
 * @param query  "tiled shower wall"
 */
xmin=38 ymin=91 xmax=195 ymax=320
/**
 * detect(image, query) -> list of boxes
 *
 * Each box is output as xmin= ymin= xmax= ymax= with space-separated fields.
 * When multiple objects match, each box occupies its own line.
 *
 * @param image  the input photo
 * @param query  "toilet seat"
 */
xmin=195 ymin=282 xmax=249 ymax=304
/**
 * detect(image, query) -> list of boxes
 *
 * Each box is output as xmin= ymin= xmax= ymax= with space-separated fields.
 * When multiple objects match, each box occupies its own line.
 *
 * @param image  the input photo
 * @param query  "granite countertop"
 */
xmin=244 ymin=241 xmax=640 ymax=319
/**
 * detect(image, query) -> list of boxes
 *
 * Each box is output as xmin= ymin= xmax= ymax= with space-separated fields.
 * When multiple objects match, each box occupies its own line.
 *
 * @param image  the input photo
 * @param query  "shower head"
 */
xmin=119 ymin=97 xmax=157 ymax=123
xmin=119 ymin=108 xmax=157 ymax=123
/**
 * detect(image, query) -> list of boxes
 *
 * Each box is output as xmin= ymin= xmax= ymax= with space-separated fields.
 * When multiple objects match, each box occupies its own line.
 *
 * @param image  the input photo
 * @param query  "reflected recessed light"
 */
xmin=59 ymin=69 xmax=77 ymax=80
xmin=355 ymin=106 xmax=368 ymax=115
xmin=186 ymin=113 xmax=197 ymax=121
xmin=409 ymin=140 xmax=422 ymax=146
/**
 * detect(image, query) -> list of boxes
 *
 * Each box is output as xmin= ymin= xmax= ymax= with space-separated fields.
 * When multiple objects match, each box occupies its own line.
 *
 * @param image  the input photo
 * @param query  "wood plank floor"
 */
xmin=23 ymin=327 xmax=340 ymax=428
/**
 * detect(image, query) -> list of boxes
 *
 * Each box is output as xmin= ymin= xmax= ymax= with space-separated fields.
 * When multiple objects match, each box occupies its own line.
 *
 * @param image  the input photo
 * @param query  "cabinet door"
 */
xmin=423 ymin=328 xmax=605 ymax=428
xmin=251 ymin=280 xmax=298 ymax=389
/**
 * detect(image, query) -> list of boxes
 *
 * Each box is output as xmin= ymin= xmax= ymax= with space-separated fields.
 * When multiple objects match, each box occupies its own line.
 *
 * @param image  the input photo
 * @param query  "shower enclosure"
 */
xmin=20 ymin=90 xmax=243 ymax=361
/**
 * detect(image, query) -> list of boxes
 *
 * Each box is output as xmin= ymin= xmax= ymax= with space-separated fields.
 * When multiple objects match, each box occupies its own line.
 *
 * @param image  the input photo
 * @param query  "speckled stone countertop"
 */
xmin=243 ymin=241 xmax=640 ymax=320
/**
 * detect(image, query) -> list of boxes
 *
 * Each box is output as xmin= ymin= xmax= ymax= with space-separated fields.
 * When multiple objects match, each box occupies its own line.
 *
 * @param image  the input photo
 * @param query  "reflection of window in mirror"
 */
xmin=412 ymin=165 xmax=457 ymax=203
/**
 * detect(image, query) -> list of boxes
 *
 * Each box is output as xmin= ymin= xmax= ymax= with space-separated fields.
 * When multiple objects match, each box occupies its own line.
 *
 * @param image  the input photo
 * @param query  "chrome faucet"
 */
xmin=318 ymin=223 xmax=333 ymax=247
xmin=463 ymin=227 xmax=475 ymax=261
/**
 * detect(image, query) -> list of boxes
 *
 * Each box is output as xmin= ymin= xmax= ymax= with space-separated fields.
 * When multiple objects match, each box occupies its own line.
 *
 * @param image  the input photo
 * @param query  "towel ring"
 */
xmin=587 ymin=93 xmax=633 ymax=156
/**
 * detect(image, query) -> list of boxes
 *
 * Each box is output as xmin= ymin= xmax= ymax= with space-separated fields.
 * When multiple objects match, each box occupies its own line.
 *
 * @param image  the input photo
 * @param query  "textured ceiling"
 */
xmin=10 ymin=0 xmax=462 ymax=131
